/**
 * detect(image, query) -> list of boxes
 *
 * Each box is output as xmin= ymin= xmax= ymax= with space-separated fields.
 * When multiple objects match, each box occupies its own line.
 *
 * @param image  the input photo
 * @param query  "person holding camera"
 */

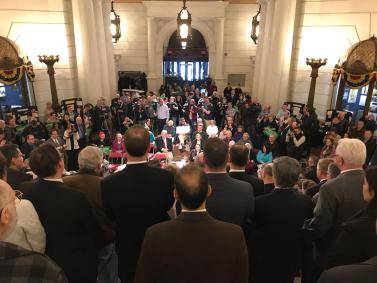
xmin=64 ymin=123 xmax=80 ymax=171
xmin=286 ymin=126 xmax=306 ymax=160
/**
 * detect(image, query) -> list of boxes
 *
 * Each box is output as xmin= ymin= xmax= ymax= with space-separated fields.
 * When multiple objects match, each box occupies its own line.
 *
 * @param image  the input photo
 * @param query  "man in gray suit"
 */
xmin=304 ymin=138 xmax=367 ymax=272
xmin=204 ymin=138 xmax=254 ymax=237
xmin=318 ymin=256 xmax=377 ymax=283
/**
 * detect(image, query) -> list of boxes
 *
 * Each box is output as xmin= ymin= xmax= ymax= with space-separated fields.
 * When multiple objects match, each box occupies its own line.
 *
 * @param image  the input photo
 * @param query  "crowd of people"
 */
xmin=0 ymin=80 xmax=376 ymax=283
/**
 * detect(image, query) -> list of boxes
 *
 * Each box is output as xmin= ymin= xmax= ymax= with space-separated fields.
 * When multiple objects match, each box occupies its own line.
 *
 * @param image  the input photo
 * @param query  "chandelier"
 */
xmin=251 ymin=5 xmax=261 ymax=44
xmin=110 ymin=0 xmax=121 ymax=43
xmin=177 ymin=0 xmax=192 ymax=50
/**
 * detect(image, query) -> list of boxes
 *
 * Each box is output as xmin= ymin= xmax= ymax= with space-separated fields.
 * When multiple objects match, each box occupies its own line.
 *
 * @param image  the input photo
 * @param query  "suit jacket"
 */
xmin=306 ymin=180 xmax=327 ymax=199
xmin=318 ymin=256 xmax=377 ymax=283
xmin=263 ymin=183 xmax=275 ymax=194
xmin=155 ymin=137 xmax=173 ymax=152
xmin=365 ymin=138 xmax=376 ymax=164
xmin=6 ymin=168 xmax=32 ymax=189
xmin=101 ymin=163 xmax=175 ymax=282
xmin=326 ymin=207 xmax=377 ymax=269
xmin=206 ymin=173 xmax=254 ymax=237
xmin=229 ymin=171 xmax=264 ymax=197
xmin=304 ymin=170 xmax=366 ymax=267
xmin=134 ymin=212 xmax=248 ymax=283
xmin=20 ymin=142 xmax=36 ymax=159
xmin=252 ymin=188 xmax=313 ymax=282
xmin=63 ymin=170 xmax=116 ymax=248
xmin=19 ymin=179 xmax=98 ymax=283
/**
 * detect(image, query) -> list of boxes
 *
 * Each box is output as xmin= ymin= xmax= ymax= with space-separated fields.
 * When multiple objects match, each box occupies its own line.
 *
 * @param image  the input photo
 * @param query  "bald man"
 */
xmin=0 ymin=180 xmax=67 ymax=282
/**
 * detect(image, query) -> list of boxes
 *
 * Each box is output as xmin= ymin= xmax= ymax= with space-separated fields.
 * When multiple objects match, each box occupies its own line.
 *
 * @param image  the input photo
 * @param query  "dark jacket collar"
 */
xmin=206 ymin=173 xmax=230 ymax=180
xmin=176 ymin=211 xmax=213 ymax=222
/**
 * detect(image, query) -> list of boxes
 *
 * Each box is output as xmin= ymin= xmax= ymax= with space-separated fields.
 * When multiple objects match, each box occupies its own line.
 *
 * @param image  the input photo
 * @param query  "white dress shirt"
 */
xmin=156 ymin=104 xmax=170 ymax=120
xmin=4 ymin=199 xmax=46 ymax=253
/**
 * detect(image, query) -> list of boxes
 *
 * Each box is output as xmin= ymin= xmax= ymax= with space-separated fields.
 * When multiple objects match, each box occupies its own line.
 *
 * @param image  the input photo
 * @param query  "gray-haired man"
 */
xmin=63 ymin=146 xmax=119 ymax=283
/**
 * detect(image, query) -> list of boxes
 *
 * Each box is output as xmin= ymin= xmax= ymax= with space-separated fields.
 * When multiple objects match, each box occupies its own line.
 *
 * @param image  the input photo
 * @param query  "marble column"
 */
xmin=252 ymin=0 xmax=298 ymax=111
xmin=214 ymin=17 xmax=225 ymax=92
xmin=147 ymin=16 xmax=158 ymax=92
xmin=71 ymin=0 xmax=117 ymax=104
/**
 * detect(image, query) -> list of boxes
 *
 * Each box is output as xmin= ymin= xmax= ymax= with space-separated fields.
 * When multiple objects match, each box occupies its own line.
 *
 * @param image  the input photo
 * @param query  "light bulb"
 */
xmin=179 ymin=24 xmax=189 ymax=39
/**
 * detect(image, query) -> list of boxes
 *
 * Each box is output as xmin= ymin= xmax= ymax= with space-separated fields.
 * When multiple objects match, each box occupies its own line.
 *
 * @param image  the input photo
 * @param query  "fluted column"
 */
xmin=252 ymin=0 xmax=298 ymax=111
xmin=147 ymin=16 xmax=158 ymax=92
xmin=214 ymin=17 xmax=225 ymax=92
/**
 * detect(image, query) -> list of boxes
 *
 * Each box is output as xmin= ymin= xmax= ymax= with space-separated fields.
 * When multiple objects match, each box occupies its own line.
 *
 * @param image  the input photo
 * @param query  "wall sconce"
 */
xmin=251 ymin=5 xmax=261 ymax=44
xmin=110 ymin=0 xmax=122 ymax=43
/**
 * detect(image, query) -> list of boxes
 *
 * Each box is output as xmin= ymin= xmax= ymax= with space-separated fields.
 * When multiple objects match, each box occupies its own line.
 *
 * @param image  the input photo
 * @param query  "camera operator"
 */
xmin=167 ymin=96 xmax=179 ymax=126
xmin=201 ymin=96 xmax=214 ymax=127
xmin=286 ymin=126 xmax=306 ymax=160
xmin=64 ymin=123 xmax=80 ymax=171
xmin=111 ymin=94 xmax=128 ymax=131
xmin=133 ymin=98 xmax=147 ymax=125
xmin=93 ymin=97 xmax=111 ymax=134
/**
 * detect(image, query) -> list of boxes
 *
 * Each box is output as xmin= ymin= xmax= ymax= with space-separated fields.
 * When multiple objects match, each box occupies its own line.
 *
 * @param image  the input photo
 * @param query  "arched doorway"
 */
xmin=163 ymin=28 xmax=209 ymax=84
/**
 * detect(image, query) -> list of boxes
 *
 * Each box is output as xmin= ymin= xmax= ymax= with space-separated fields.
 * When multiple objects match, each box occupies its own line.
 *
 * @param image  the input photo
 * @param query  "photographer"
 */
xmin=93 ymin=97 xmax=112 ymax=134
xmin=111 ymin=95 xmax=127 ymax=131
xmin=64 ymin=123 xmax=80 ymax=171
xmin=133 ymin=98 xmax=147 ymax=125
xmin=167 ymin=96 xmax=179 ymax=126
xmin=201 ymin=96 xmax=214 ymax=127
xmin=286 ymin=126 xmax=306 ymax=160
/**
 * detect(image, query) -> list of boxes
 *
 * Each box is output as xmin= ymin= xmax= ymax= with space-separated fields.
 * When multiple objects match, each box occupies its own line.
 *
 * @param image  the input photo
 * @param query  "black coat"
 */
xmin=6 ymin=168 xmax=33 ymax=189
xmin=155 ymin=137 xmax=173 ymax=152
xmin=306 ymin=180 xmax=326 ymax=199
xmin=134 ymin=212 xmax=248 ymax=283
xmin=206 ymin=173 xmax=254 ymax=238
xmin=326 ymin=207 xmax=377 ymax=269
xmin=19 ymin=179 xmax=98 ymax=283
xmin=365 ymin=138 xmax=376 ymax=165
xmin=101 ymin=163 xmax=175 ymax=282
xmin=252 ymin=188 xmax=313 ymax=283
xmin=229 ymin=171 xmax=264 ymax=197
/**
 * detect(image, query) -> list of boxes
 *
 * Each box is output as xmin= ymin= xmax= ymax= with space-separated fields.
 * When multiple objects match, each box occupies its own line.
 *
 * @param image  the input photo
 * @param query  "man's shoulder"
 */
xmin=147 ymin=217 xmax=243 ymax=237
xmin=0 ymin=242 xmax=65 ymax=281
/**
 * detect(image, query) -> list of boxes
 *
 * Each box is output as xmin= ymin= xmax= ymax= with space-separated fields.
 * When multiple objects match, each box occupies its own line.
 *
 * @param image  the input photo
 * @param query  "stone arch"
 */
xmin=154 ymin=19 xmax=216 ymax=87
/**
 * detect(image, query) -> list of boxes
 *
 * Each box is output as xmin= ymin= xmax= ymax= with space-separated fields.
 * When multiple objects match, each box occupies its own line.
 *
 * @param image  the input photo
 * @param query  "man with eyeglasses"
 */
xmin=0 ymin=144 xmax=33 ymax=189
xmin=0 ymin=180 xmax=67 ymax=282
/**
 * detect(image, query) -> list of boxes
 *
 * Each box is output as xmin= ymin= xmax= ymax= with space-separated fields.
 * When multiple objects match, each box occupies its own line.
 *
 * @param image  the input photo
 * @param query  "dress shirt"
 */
xmin=156 ymin=104 xmax=169 ymax=120
xmin=181 ymin=209 xmax=207 ymax=213
xmin=126 ymin=160 xmax=148 ymax=165
xmin=229 ymin=169 xmax=245 ymax=173
xmin=43 ymin=178 xmax=64 ymax=183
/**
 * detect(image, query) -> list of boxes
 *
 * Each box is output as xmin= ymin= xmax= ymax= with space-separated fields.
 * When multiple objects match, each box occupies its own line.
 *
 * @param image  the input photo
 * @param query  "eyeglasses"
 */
xmin=0 ymin=190 xmax=23 ymax=216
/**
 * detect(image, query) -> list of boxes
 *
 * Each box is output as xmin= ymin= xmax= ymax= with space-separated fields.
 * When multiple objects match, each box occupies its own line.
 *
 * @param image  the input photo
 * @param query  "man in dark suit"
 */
xmin=19 ymin=144 xmax=98 ymax=283
xmin=75 ymin=116 xmax=87 ymax=149
xmin=101 ymin=125 xmax=175 ymax=283
xmin=63 ymin=146 xmax=117 ymax=283
xmin=0 ymin=144 xmax=32 ymax=189
xmin=134 ymin=164 xmax=248 ymax=283
xmin=363 ymin=130 xmax=376 ymax=165
xmin=318 ymin=256 xmax=377 ymax=283
xmin=252 ymin=156 xmax=313 ymax=283
xmin=155 ymin=130 xmax=173 ymax=152
xmin=204 ymin=138 xmax=254 ymax=236
xmin=306 ymin=158 xmax=334 ymax=199
xmin=261 ymin=163 xmax=275 ymax=194
xmin=304 ymin=138 xmax=367 ymax=276
xmin=20 ymin=134 xmax=36 ymax=160
xmin=229 ymin=143 xmax=264 ymax=197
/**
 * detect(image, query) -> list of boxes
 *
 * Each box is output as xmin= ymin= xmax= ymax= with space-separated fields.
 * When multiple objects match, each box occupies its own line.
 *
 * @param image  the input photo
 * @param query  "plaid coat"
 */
xmin=0 ymin=241 xmax=67 ymax=283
